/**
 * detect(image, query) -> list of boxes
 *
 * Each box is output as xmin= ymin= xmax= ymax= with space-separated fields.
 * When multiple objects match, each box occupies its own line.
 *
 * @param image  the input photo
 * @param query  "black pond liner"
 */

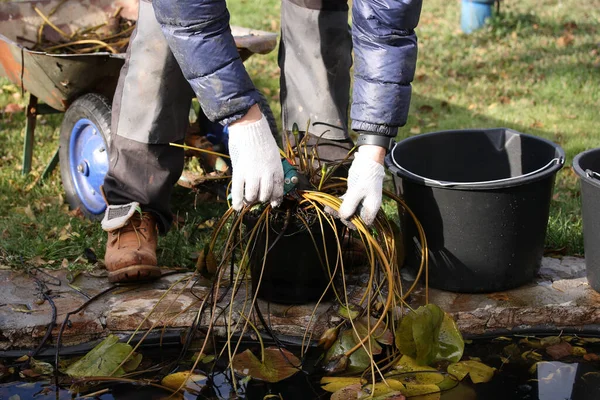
xmin=244 ymin=212 xmax=341 ymax=304
xmin=385 ymin=128 xmax=565 ymax=293
xmin=573 ymin=148 xmax=600 ymax=292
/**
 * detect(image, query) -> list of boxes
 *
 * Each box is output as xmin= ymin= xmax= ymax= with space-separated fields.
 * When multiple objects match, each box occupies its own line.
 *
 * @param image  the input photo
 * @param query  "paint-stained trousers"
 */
xmin=102 ymin=0 xmax=353 ymax=232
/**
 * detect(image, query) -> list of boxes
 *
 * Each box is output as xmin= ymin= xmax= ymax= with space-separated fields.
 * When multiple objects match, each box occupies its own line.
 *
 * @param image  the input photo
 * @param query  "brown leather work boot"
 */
xmin=104 ymin=212 xmax=162 ymax=283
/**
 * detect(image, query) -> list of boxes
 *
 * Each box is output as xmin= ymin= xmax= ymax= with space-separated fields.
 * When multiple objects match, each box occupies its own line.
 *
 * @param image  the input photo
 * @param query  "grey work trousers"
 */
xmin=103 ymin=0 xmax=353 ymax=232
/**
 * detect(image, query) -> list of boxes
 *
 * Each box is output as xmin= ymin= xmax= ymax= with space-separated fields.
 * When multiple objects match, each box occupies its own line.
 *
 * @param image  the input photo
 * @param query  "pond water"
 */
xmin=2 ymin=336 xmax=600 ymax=399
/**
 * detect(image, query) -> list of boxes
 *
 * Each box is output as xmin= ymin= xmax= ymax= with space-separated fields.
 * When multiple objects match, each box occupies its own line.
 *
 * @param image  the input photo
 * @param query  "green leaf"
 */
xmin=232 ymin=347 xmax=300 ymax=383
xmin=122 ymin=353 xmax=142 ymax=373
xmin=65 ymin=335 xmax=134 ymax=377
xmin=448 ymin=360 xmax=495 ymax=384
xmin=436 ymin=313 xmax=465 ymax=363
xmin=338 ymin=304 xmax=362 ymax=320
xmin=325 ymin=329 xmax=371 ymax=374
xmin=395 ymin=305 xmax=464 ymax=366
xmin=351 ymin=317 xmax=393 ymax=356
xmin=30 ymin=358 xmax=54 ymax=375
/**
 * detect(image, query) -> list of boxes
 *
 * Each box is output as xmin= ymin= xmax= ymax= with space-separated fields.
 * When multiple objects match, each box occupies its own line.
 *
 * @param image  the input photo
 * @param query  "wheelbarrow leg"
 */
xmin=22 ymin=94 xmax=38 ymax=175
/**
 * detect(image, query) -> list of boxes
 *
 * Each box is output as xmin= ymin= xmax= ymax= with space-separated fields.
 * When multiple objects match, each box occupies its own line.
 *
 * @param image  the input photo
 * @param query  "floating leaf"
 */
xmin=502 ymin=343 xmax=521 ymax=359
xmin=161 ymin=371 xmax=206 ymax=393
xmin=65 ymin=335 xmax=134 ymax=377
xmin=122 ymin=353 xmax=142 ymax=373
xmin=318 ymin=327 xmax=339 ymax=350
xmin=30 ymin=359 xmax=54 ymax=375
xmin=321 ymin=377 xmax=364 ymax=393
xmin=396 ymin=305 xmax=464 ymax=366
xmin=232 ymin=347 xmax=300 ymax=383
xmin=521 ymin=349 xmax=543 ymax=362
xmin=351 ymin=317 xmax=393 ymax=355
xmin=448 ymin=360 xmax=495 ymax=384
xmin=546 ymin=342 xmax=573 ymax=360
xmin=394 ymin=355 xmax=437 ymax=373
xmin=331 ymin=384 xmax=361 ymax=400
xmin=338 ymin=304 xmax=362 ymax=320
xmin=325 ymin=329 xmax=371 ymax=374
xmin=19 ymin=369 xmax=40 ymax=378
xmin=391 ymin=355 xmax=447 ymax=387
xmin=540 ymin=336 xmax=561 ymax=348
xmin=402 ymin=383 xmax=441 ymax=397
xmin=572 ymin=346 xmax=587 ymax=356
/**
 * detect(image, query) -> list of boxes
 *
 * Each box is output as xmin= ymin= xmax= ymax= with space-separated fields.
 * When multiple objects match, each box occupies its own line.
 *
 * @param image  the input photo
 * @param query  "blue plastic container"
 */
xmin=461 ymin=0 xmax=494 ymax=33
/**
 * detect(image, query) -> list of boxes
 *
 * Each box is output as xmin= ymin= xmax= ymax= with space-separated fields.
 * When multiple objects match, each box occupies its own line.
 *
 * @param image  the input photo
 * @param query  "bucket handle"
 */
xmin=586 ymin=169 xmax=600 ymax=181
xmin=390 ymin=152 xmax=564 ymax=187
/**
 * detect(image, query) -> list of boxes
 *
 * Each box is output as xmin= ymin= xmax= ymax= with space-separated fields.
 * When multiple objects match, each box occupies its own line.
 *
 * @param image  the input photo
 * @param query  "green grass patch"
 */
xmin=1 ymin=0 xmax=598 ymax=272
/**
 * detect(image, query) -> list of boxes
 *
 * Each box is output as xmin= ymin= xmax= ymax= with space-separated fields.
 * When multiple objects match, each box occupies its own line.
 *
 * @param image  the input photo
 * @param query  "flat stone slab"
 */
xmin=0 ymin=256 xmax=597 ymax=353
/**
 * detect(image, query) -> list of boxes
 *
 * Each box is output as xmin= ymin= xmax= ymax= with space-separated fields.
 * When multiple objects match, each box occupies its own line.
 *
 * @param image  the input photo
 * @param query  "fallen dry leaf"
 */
xmin=4 ymin=103 xmax=23 ymax=113
xmin=546 ymin=342 xmax=573 ymax=360
xmin=487 ymin=293 xmax=509 ymax=302
xmin=557 ymin=32 xmax=574 ymax=47
xmin=531 ymin=120 xmax=544 ymax=129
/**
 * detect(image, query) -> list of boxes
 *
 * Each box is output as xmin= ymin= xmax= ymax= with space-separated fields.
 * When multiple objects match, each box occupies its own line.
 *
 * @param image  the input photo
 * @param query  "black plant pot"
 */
xmin=245 ymin=212 xmax=341 ymax=305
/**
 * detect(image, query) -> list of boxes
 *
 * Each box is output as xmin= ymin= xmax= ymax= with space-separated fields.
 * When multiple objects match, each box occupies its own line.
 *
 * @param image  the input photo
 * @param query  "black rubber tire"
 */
xmin=59 ymin=93 xmax=112 ymax=221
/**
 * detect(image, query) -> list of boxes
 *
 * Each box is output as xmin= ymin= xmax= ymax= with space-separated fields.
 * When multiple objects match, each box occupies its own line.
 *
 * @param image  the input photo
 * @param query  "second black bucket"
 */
xmin=573 ymin=148 xmax=600 ymax=292
xmin=386 ymin=128 xmax=565 ymax=293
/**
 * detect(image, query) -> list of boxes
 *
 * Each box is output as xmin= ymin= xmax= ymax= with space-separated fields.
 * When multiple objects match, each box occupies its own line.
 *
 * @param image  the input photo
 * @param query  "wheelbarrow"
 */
xmin=0 ymin=0 xmax=278 ymax=219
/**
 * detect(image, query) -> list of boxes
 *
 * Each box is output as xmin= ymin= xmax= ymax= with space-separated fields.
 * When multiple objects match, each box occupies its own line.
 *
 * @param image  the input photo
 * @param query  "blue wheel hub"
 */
xmin=68 ymin=118 xmax=109 ymax=215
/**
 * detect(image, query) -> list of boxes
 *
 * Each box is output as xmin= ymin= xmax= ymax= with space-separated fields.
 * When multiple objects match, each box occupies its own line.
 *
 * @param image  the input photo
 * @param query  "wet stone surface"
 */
xmin=0 ymin=256 xmax=597 ymax=353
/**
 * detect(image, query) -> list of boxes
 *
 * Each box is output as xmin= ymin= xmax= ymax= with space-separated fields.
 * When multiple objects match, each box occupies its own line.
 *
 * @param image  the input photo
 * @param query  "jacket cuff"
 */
xmin=352 ymin=121 xmax=398 ymax=137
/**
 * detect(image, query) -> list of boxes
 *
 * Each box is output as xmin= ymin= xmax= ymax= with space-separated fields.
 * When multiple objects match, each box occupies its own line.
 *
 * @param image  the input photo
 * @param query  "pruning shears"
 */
xmin=282 ymin=158 xmax=309 ymax=199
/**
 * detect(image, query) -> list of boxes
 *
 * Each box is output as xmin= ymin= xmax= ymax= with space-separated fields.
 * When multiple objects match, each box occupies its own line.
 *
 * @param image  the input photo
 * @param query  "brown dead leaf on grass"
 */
xmin=4 ymin=103 xmax=23 ymax=113
xmin=557 ymin=32 xmax=574 ymax=47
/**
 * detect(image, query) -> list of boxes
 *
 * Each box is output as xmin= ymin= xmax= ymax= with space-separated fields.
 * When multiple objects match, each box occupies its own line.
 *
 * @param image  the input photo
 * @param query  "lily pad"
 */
xmin=395 ymin=305 xmax=464 ymax=366
xmin=402 ymin=383 xmax=441 ymax=397
xmin=161 ymin=371 xmax=206 ymax=393
xmin=330 ymin=382 xmax=406 ymax=400
xmin=351 ymin=317 xmax=393 ymax=356
xmin=65 ymin=335 xmax=138 ymax=377
xmin=325 ymin=329 xmax=371 ymax=374
xmin=30 ymin=359 xmax=54 ymax=375
xmin=339 ymin=304 xmax=363 ymax=320
xmin=232 ymin=347 xmax=300 ymax=383
xmin=321 ymin=377 xmax=364 ymax=393
xmin=448 ymin=360 xmax=495 ymax=384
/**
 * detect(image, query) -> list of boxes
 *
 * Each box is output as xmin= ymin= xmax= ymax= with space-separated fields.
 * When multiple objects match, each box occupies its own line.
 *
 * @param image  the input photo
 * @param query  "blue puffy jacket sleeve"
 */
xmin=351 ymin=0 xmax=423 ymax=137
xmin=152 ymin=0 xmax=261 ymax=125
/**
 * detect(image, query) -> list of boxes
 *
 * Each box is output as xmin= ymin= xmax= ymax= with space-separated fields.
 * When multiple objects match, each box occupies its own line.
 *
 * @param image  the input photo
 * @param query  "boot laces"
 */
xmin=111 ymin=213 xmax=152 ymax=250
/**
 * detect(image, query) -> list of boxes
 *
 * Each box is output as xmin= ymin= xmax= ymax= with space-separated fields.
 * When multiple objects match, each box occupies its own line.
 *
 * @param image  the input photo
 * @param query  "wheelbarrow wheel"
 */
xmin=59 ymin=93 xmax=112 ymax=220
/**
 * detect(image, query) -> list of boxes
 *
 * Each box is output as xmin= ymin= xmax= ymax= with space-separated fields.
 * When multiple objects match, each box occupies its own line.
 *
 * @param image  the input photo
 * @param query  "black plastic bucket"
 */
xmin=573 ymin=148 xmax=600 ymax=292
xmin=245 ymin=214 xmax=339 ymax=304
xmin=386 ymin=128 xmax=565 ymax=293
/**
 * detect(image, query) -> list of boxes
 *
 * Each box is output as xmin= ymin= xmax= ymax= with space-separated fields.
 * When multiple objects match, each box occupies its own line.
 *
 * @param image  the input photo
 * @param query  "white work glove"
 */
xmin=228 ymin=115 xmax=284 ymax=210
xmin=327 ymin=148 xmax=385 ymax=227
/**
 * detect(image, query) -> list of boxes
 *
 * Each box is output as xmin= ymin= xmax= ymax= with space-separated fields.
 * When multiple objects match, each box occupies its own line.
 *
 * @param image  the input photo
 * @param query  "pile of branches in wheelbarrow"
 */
xmin=29 ymin=0 xmax=134 ymax=54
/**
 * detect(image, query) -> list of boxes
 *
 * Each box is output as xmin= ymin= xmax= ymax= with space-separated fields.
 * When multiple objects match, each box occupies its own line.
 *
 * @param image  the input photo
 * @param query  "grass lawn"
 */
xmin=0 ymin=0 xmax=598 ymax=272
